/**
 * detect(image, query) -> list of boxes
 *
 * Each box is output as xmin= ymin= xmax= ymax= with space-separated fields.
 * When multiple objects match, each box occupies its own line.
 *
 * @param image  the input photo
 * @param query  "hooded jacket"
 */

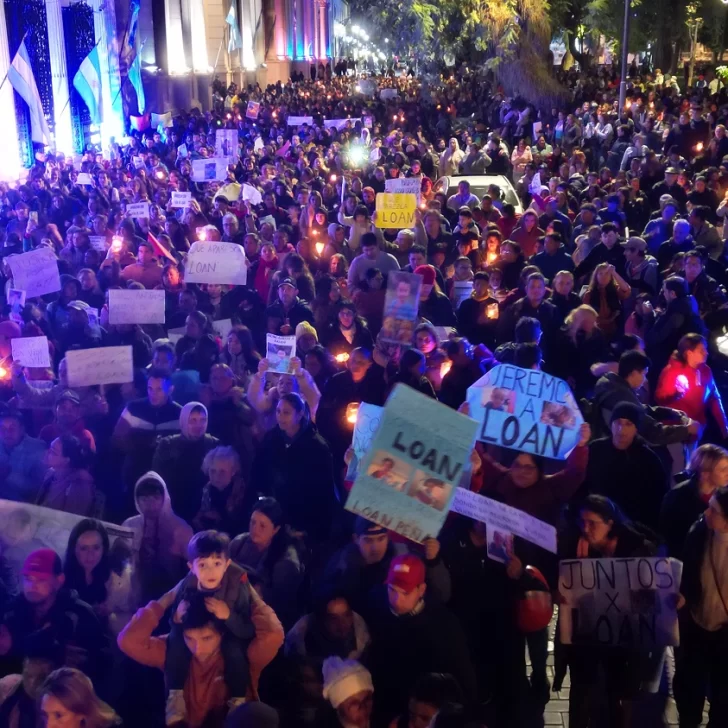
xmin=645 ymin=295 xmax=706 ymax=375
xmin=659 ymin=473 xmax=710 ymax=561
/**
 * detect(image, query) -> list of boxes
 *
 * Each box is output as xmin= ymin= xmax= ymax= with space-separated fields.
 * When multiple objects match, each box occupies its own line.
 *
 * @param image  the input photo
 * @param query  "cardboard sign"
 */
xmin=185 ymin=241 xmax=247 ymax=285
xmin=380 ymin=270 xmax=422 ymax=345
xmin=191 ymin=158 xmax=228 ymax=182
xmin=375 ymin=193 xmax=417 ymax=229
xmin=466 ymin=364 xmax=583 ymax=460
xmin=450 ymin=487 xmax=557 ymax=553
xmin=266 ymin=334 xmax=296 ymax=373
xmin=385 ymin=177 xmax=422 ymax=203
xmin=216 ymin=129 xmax=239 ymax=161
xmin=559 ymin=557 xmax=683 ymax=647
xmin=171 ymin=191 xmax=192 ymax=208
xmin=452 ymin=281 xmax=474 ymax=307
xmin=11 ymin=336 xmax=51 ymax=369
xmin=286 ymin=116 xmax=313 ymax=126
xmin=7 ymin=247 xmax=61 ymax=298
xmin=242 ymin=184 xmax=262 ymax=206
xmin=345 ymin=384 xmax=478 ymax=543
xmin=66 ymin=345 xmax=134 ymax=387
xmin=108 ymin=289 xmax=166 ymax=325
xmin=126 ymin=202 xmax=150 ymax=219
xmin=88 ymin=235 xmax=108 ymax=252
xmin=324 ymin=118 xmax=361 ymax=130
xmin=346 ymin=403 xmax=384 ymax=480
xmin=246 ymin=101 xmax=260 ymax=119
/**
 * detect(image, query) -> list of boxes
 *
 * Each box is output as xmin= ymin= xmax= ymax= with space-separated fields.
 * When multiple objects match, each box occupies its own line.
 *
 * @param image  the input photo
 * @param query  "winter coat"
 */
xmin=659 ymin=474 xmax=709 ymax=561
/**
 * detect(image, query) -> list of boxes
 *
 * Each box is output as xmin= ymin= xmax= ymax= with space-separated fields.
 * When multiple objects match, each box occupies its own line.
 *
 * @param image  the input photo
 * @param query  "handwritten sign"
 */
xmin=385 ymin=177 xmax=422 ymax=203
xmin=242 ymin=184 xmax=262 ymax=206
xmin=287 ymin=116 xmax=313 ymax=126
xmin=216 ymin=129 xmax=239 ymax=162
xmin=191 ymin=158 xmax=228 ymax=182
xmin=88 ymin=235 xmax=108 ymax=252
xmin=246 ymin=101 xmax=260 ymax=119
xmin=177 ymin=144 xmax=188 ymax=159
xmin=345 ymin=385 xmax=478 ymax=543
xmin=132 ymin=156 xmax=144 ymax=169
xmin=66 ymin=345 xmax=133 ymax=387
xmin=466 ymin=365 xmax=583 ymax=460
xmin=450 ymin=487 xmax=557 ymax=553
xmin=185 ymin=241 xmax=247 ymax=285
xmin=559 ymin=557 xmax=683 ymax=647
xmin=171 ymin=191 xmax=192 ymax=208
xmin=375 ymin=193 xmax=417 ymax=229
xmin=126 ymin=202 xmax=150 ymax=219
xmin=7 ymin=247 xmax=61 ymax=298
xmin=108 ymin=289 xmax=166 ymax=325
xmin=380 ymin=270 xmax=422 ymax=345
xmin=11 ymin=336 xmax=51 ymax=369
xmin=324 ymin=118 xmax=361 ymax=131
xmin=346 ymin=403 xmax=384 ymax=480
xmin=266 ymin=334 xmax=296 ymax=374
xmin=212 ymin=319 xmax=233 ymax=341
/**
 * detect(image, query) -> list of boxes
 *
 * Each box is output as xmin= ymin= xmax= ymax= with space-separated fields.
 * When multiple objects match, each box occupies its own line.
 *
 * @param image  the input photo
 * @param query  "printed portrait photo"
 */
xmin=480 ymin=385 xmax=516 ymax=413
xmin=487 ymin=529 xmax=514 ymax=564
xmin=540 ymin=401 xmax=577 ymax=429
xmin=407 ymin=471 xmax=452 ymax=511
xmin=366 ymin=451 xmax=411 ymax=492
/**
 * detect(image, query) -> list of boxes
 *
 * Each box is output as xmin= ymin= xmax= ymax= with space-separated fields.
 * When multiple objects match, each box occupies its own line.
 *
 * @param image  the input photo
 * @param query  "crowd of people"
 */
xmin=0 ymin=60 xmax=727 ymax=728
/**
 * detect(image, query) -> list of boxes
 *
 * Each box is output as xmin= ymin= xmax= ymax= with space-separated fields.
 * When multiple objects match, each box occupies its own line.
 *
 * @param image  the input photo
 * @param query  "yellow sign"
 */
xmin=375 ymin=193 xmax=417 ymax=229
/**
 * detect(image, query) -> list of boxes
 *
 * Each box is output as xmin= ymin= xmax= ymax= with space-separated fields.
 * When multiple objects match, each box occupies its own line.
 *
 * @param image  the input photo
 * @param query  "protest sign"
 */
xmin=466 ymin=364 xmax=583 ymax=460
xmin=287 ymin=116 xmax=313 ymax=126
xmin=452 ymin=281 xmax=474 ymax=307
xmin=185 ymin=241 xmax=247 ymax=285
xmin=191 ymin=158 xmax=228 ymax=182
xmin=380 ymin=88 xmax=399 ymax=101
xmin=76 ymin=172 xmax=93 ymax=185
xmin=151 ymin=111 xmax=173 ymax=128
xmin=216 ymin=129 xmax=239 ymax=161
xmin=132 ymin=156 xmax=144 ymax=169
xmin=324 ymin=118 xmax=361 ymax=130
xmin=357 ymin=79 xmax=376 ymax=96
xmin=177 ymin=143 xmax=188 ymax=158
xmin=11 ymin=336 xmax=51 ymax=369
xmin=363 ymin=116 xmax=373 ymax=128
xmin=7 ymin=247 xmax=61 ymax=298
xmin=242 ymin=184 xmax=263 ymax=206
xmin=66 ymin=346 xmax=133 ymax=387
xmin=345 ymin=403 xmax=384 ymax=480
xmin=450 ymin=487 xmax=557 ymax=553
xmin=529 ymin=172 xmax=542 ymax=195
xmin=266 ymin=334 xmax=296 ymax=373
xmin=88 ymin=235 xmax=108 ymax=252
xmin=385 ymin=177 xmax=422 ymax=203
xmin=126 ymin=202 xmax=150 ymax=219
xmin=558 ymin=557 xmax=683 ymax=647
xmin=375 ymin=193 xmax=417 ymax=229
xmin=246 ymin=101 xmax=260 ymax=119
xmin=253 ymin=137 xmax=264 ymax=152
xmin=171 ymin=191 xmax=192 ymax=208
xmin=7 ymin=288 xmax=24 ymax=324
xmin=212 ymin=318 xmax=233 ymax=340
xmin=346 ymin=385 xmax=478 ymax=543
xmin=109 ymin=289 xmax=166 ymax=325
xmin=380 ymin=270 xmax=422 ymax=345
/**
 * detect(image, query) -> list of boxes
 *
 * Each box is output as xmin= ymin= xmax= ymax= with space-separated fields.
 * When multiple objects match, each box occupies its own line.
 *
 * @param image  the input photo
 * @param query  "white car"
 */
xmin=434 ymin=175 xmax=523 ymax=214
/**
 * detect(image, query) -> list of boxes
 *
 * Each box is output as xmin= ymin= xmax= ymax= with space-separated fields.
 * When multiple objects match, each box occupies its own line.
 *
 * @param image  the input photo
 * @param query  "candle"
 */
xmin=487 ymin=303 xmax=500 ymax=319
xmin=315 ymin=241 xmax=325 ymax=256
xmin=346 ymin=402 xmax=359 ymax=425
xmin=336 ymin=352 xmax=350 ymax=364
xmin=440 ymin=361 xmax=452 ymax=378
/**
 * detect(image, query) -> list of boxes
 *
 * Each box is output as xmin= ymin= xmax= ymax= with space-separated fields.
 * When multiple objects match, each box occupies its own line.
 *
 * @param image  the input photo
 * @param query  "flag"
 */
xmin=8 ymin=40 xmax=51 ymax=145
xmin=151 ymin=111 xmax=172 ymax=128
xmin=129 ymin=114 xmax=149 ymax=132
xmin=73 ymin=47 xmax=102 ymax=125
xmin=226 ymin=1 xmax=243 ymax=52
xmin=128 ymin=52 xmax=145 ymax=114
xmin=148 ymin=231 xmax=177 ymax=264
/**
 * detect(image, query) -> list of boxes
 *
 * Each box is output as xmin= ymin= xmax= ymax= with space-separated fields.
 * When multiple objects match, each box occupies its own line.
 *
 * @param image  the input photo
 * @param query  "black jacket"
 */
xmin=321 ymin=321 xmax=374 ymax=354
xmin=659 ymin=474 xmax=709 ymax=561
xmin=264 ymin=297 xmax=315 ymax=333
xmin=419 ymin=291 xmax=457 ymax=327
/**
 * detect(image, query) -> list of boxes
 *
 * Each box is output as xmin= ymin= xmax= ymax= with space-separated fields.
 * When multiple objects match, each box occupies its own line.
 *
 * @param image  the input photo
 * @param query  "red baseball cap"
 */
xmin=22 ymin=549 xmax=61 ymax=577
xmin=386 ymin=554 xmax=425 ymax=593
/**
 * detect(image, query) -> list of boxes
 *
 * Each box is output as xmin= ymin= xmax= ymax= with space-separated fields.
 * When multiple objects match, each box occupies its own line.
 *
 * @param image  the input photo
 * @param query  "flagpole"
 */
xmin=213 ymin=38 xmax=224 ymax=72
xmin=56 ymin=37 xmax=103 ymax=122
xmin=0 ymin=31 xmax=29 ymax=93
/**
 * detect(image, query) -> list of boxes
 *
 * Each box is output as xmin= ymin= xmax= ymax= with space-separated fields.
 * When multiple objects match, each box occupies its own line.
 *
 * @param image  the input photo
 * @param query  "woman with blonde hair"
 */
xmin=39 ymin=668 xmax=119 ymax=728
xmin=582 ymin=262 xmax=631 ymax=342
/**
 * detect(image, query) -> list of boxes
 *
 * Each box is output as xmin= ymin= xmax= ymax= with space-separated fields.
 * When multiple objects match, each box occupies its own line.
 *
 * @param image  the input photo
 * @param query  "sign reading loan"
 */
xmin=467 ymin=364 xmax=583 ymax=459
xmin=345 ymin=385 xmax=478 ymax=543
xmin=375 ymin=193 xmax=417 ymax=229
xmin=185 ymin=241 xmax=247 ymax=285
xmin=559 ymin=557 xmax=683 ymax=647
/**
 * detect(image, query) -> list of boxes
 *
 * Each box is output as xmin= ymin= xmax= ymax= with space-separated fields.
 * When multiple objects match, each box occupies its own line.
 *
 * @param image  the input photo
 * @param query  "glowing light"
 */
xmin=345 ymin=401 xmax=359 ymax=424
xmin=676 ymin=374 xmax=690 ymax=392
xmin=315 ymin=242 xmax=325 ymax=256
xmin=695 ymin=142 xmax=704 ymax=152
xmin=0 ymin=366 xmax=8 ymax=379
xmin=330 ymin=174 xmax=337 ymax=182
xmin=156 ymin=170 xmax=165 ymax=179
xmin=111 ymin=237 xmax=122 ymax=252
xmin=440 ymin=361 xmax=452 ymax=378
xmin=336 ymin=352 xmax=350 ymax=364
xmin=349 ymin=147 xmax=366 ymax=166
xmin=89 ymin=133 xmax=101 ymax=145
xmin=487 ymin=251 xmax=498 ymax=265
xmin=487 ymin=303 xmax=500 ymax=319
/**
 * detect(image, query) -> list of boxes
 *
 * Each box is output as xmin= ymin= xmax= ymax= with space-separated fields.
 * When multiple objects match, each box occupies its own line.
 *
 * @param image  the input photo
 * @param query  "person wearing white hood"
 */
xmin=438 ymin=138 xmax=464 ymax=178
xmin=122 ymin=471 xmax=192 ymax=604
xmin=321 ymin=657 xmax=374 ymax=728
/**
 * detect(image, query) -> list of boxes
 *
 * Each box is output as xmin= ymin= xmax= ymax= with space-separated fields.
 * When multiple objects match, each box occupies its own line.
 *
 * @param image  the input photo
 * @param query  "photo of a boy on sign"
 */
xmin=367 ymin=451 xmax=410 ymax=491
xmin=381 ymin=271 xmax=422 ymax=345
xmin=407 ymin=473 xmax=452 ymax=511
xmin=482 ymin=386 xmax=516 ymax=413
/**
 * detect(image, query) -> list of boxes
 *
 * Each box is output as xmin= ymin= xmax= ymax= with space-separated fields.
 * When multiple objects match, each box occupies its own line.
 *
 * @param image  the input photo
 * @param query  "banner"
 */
xmin=246 ymin=101 xmax=260 ymax=119
xmin=266 ymin=334 xmax=296 ymax=373
xmin=11 ymin=336 xmax=51 ymax=369
xmin=7 ymin=247 xmax=61 ymax=298
xmin=380 ymin=270 xmax=422 ymax=345
xmin=450 ymin=487 xmax=557 ymax=553
xmin=559 ymin=557 xmax=683 ymax=647
xmin=345 ymin=384 xmax=478 ymax=543
xmin=375 ymin=193 xmax=417 ymax=229
xmin=286 ymin=116 xmax=313 ymax=126
xmin=66 ymin=346 xmax=134 ymax=387
xmin=109 ymin=289 xmax=165 ymax=325
xmin=466 ymin=364 xmax=583 ymax=460
xmin=126 ymin=202 xmax=150 ymax=219
xmin=184 ymin=241 xmax=247 ymax=285
xmin=171 ymin=191 xmax=192 ymax=208
xmin=216 ymin=129 xmax=240 ymax=162
xmin=324 ymin=118 xmax=361 ymax=130
xmin=346 ymin=403 xmax=384 ymax=480
xmin=191 ymin=158 xmax=228 ymax=182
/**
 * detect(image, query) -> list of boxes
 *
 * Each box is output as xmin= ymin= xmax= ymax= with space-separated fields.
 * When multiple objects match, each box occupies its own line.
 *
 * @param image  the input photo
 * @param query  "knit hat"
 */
xmin=610 ymin=402 xmax=643 ymax=427
xmin=413 ymin=264 xmax=436 ymax=286
xmin=295 ymin=321 xmax=318 ymax=341
xmin=386 ymin=554 xmax=426 ymax=593
xmin=322 ymin=658 xmax=373 ymax=709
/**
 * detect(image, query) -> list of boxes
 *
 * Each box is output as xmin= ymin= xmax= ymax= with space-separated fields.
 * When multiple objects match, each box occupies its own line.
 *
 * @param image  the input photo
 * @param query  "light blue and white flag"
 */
xmin=73 ymin=46 xmax=102 ymax=125
xmin=8 ymin=40 xmax=51 ymax=145
xmin=226 ymin=0 xmax=243 ymax=52
xmin=128 ymin=51 xmax=145 ymax=114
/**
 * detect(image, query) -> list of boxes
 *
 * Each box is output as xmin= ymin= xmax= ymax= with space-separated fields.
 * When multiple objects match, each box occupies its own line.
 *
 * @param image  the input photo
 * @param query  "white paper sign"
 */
xmin=11 ymin=336 xmax=51 ymax=368
xmin=216 ymin=129 xmax=239 ymax=162
xmin=171 ymin=191 xmax=192 ymax=208
xmin=324 ymin=118 xmax=361 ymax=131
xmin=66 ymin=346 xmax=134 ymax=387
xmin=452 ymin=281 xmax=474 ymax=307
xmin=76 ymin=173 xmax=93 ymax=185
xmin=108 ymin=289 xmax=166 ymax=325
xmin=450 ymin=487 xmax=557 ymax=553
xmin=286 ymin=116 xmax=313 ymax=126
xmin=385 ymin=177 xmax=422 ymax=203
xmin=177 ymin=144 xmax=188 ymax=159
xmin=88 ymin=236 xmax=108 ymax=252
xmin=529 ymin=172 xmax=542 ymax=195
xmin=266 ymin=334 xmax=296 ymax=373
xmin=185 ymin=241 xmax=247 ymax=285
xmin=242 ymin=184 xmax=262 ymax=206
xmin=7 ymin=248 xmax=61 ymax=298
xmin=132 ymin=156 xmax=144 ymax=169
xmin=212 ymin=318 xmax=233 ymax=340
xmin=191 ymin=158 xmax=228 ymax=182
xmin=127 ymin=202 xmax=150 ymax=219
xmin=253 ymin=137 xmax=264 ymax=152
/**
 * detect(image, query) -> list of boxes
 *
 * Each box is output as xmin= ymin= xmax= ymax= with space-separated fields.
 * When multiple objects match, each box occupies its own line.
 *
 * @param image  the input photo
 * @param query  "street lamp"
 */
xmin=618 ymin=0 xmax=631 ymax=112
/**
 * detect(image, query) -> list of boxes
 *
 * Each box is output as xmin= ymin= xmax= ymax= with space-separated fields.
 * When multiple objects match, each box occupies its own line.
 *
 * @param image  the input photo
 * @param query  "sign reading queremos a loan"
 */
xmin=466 ymin=364 xmax=583 ymax=459
xmin=184 ymin=241 xmax=247 ymax=285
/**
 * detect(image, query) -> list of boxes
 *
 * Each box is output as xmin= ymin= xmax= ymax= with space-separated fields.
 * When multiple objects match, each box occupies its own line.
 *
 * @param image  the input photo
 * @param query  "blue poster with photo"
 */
xmin=466 ymin=364 xmax=583 ymax=460
xmin=345 ymin=384 xmax=478 ymax=543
